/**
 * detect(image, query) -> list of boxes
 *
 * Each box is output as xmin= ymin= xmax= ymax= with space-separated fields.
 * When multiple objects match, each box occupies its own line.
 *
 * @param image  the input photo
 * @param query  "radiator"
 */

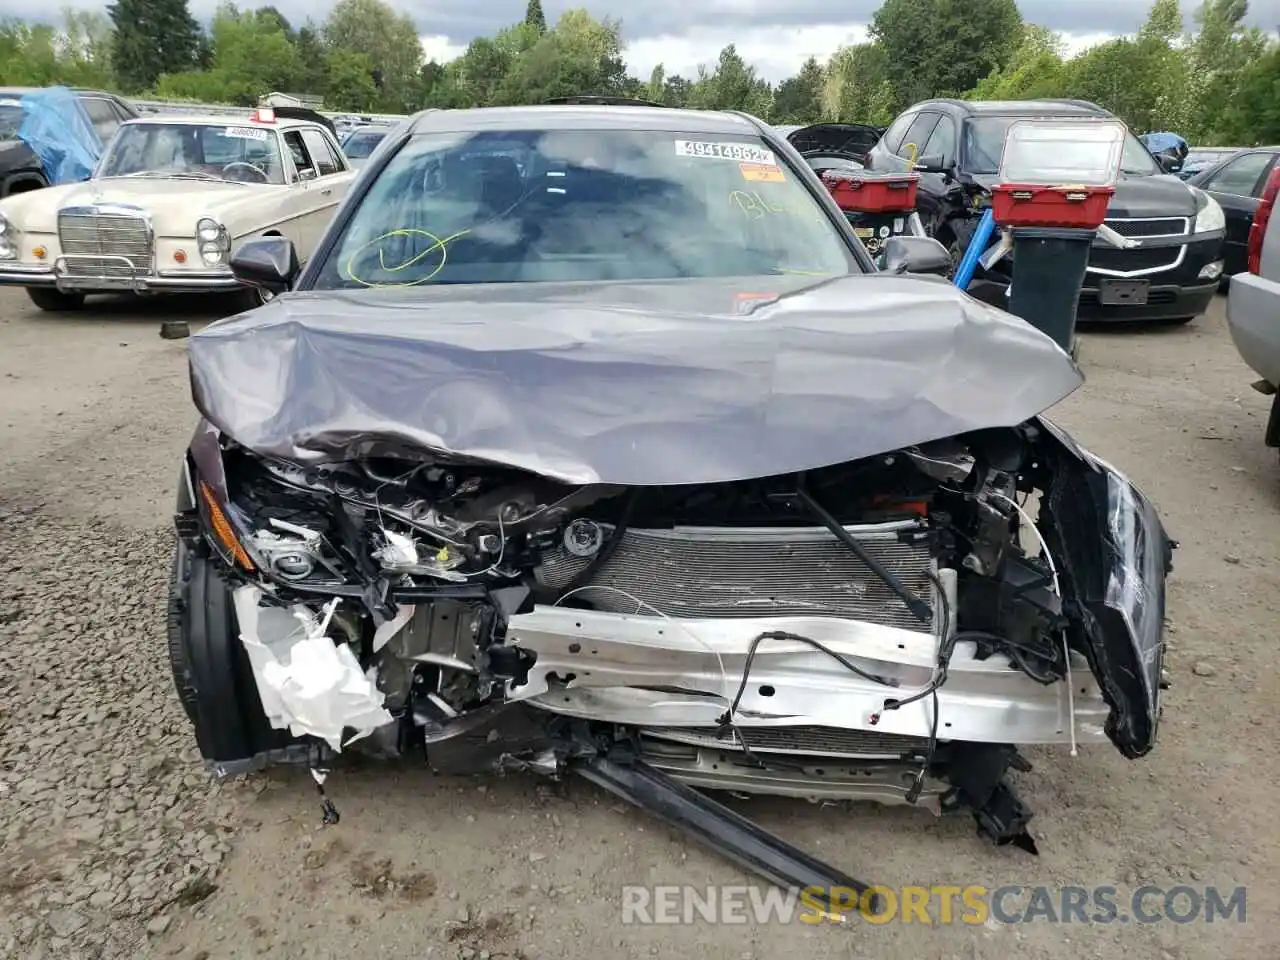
xmin=535 ymin=518 xmax=936 ymax=632
xmin=641 ymin=725 xmax=932 ymax=759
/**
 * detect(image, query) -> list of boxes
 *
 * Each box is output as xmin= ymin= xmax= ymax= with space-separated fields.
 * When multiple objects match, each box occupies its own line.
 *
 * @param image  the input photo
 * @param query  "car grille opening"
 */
xmin=1103 ymin=218 xmax=1189 ymax=238
xmin=535 ymin=520 xmax=937 ymax=632
xmin=57 ymin=211 xmax=153 ymax=279
xmin=1088 ymin=245 xmax=1183 ymax=273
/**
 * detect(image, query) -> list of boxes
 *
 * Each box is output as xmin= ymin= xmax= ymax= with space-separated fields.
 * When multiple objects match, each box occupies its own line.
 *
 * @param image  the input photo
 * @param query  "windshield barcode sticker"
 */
xmin=740 ymin=162 xmax=785 ymax=182
xmin=225 ymin=126 xmax=269 ymax=141
xmin=675 ymin=140 xmax=776 ymax=165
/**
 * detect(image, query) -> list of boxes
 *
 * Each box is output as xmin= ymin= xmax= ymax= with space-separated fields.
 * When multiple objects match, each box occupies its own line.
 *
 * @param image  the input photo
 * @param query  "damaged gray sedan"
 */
xmin=169 ymin=104 xmax=1172 ymax=896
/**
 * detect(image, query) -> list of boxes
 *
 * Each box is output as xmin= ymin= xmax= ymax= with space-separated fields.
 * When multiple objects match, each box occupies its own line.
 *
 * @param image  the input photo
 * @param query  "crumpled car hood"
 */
xmin=187 ymin=274 xmax=1084 ymax=486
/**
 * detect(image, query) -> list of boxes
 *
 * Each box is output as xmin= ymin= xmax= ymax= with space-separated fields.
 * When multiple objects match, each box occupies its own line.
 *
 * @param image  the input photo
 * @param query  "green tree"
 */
xmin=1189 ymin=0 xmax=1271 ymax=142
xmin=254 ymin=6 xmax=294 ymax=38
xmin=869 ymin=0 xmax=1022 ymax=107
xmin=293 ymin=23 xmax=332 ymax=97
xmin=494 ymin=11 xmax=627 ymax=104
xmin=688 ymin=45 xmax=772 ymax=115
xmin=644 ymin=64 xmax=665 ymax=103
xmin=108 ymin=0 xmax=202 ymax=92
xmin=1139 ymin=0 xmax=1183 ymax=42
xmin=0 ymin=12 xmax=115 ymax=87
xmin=155 ymin=5 xmax=304 ymax=106
xmin=453 ymin=36 xmax=517 ymax=106
xmin=1220 ymin=42 xmax=1280 ymax=144
xmin=524 ymin=0 xmax=547 ymax=35
xmin=1059 ymin=0 xmax=1192 ymax=134
xmin=661 ymin=74 xmax=691 ymax=107
xmin=771 ymin=56 xmax=824 ymax=123
xmin=967 ymin=24 xmax=1067 ymax=100
xmin=324 ymin=48 xmax=379 ymax=111
xmin=322 ymin=0 xmax=423 ymax=110
xmin=823 ymin=43 xmax=893 ymax=122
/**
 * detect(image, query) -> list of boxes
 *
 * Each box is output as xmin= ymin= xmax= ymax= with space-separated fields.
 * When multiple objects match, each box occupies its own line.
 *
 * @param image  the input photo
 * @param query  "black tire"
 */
xmin=25 ymin=287 xmax=85 ymax=312
xmin=167 ymin=539 xmax=298 ymax=768
xmin=233 ymin=285 xmax=274 ymax=312
xmin=933 ymin=226 xmax=963 ymax=280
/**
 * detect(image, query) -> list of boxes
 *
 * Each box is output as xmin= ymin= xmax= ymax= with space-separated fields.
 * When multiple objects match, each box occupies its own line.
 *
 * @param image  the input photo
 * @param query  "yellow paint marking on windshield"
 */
xmin=730 ymin=189 xmax=782 ymax=219
xmin=730 ymin=189 xmax=825 ymax=224
xmin=345 ymin=228 xmax=472 ymax=287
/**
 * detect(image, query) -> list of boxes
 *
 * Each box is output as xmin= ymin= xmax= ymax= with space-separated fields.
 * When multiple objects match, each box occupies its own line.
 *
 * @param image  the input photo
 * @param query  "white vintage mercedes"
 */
xmin=0 ymin=108 xmax=355 ymax=311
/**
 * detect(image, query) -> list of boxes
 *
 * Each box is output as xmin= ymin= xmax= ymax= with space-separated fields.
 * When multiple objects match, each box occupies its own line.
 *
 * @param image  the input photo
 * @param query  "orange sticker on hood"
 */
xmin=740 ymin=162 xmax=786 ymax=183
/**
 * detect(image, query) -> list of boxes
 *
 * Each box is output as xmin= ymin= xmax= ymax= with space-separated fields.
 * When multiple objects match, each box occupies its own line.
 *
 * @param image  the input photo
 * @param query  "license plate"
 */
xmin=1098 ymin=279 xmax=1150 ymax=305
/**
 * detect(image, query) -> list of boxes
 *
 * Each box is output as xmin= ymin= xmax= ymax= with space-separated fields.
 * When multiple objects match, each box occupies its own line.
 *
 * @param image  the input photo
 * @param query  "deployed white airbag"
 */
xmin=232 ymin=586 xmax=392 ymax=750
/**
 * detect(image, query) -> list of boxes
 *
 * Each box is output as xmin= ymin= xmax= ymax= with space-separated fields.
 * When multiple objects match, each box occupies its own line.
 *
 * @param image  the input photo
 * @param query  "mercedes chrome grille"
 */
xmin=57 ymin=207 xmax=154 ymax=280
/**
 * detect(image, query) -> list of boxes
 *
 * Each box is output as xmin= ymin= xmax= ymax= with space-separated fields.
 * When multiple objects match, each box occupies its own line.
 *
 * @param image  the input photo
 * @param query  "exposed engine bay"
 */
xmin=175 ymin=415 xmax=1173 ymax=861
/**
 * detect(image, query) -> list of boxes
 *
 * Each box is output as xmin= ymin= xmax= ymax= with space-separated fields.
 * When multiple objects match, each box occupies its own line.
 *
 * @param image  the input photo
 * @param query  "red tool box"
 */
xmin=990 ymin=183 xmax=1115 ymax=229
xmin=821 ymin=170 xmax=920 ymax=214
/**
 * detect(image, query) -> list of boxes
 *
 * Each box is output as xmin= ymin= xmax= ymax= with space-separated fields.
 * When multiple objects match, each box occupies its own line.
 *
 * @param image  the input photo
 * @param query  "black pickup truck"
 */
xmin=0 ymin=87 xmax=138 ymax=198
xmin=866 ymin=98 xmax=1227 ymax=324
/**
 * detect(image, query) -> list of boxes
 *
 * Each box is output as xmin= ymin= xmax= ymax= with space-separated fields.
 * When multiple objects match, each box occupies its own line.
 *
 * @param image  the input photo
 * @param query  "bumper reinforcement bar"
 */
xmin=574 ymin=750 xmax=883 ymax=917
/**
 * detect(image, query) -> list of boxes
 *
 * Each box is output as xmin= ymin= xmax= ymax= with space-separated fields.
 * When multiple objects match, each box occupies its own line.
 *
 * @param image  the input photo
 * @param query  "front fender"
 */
xmin=1035 ymin=417 xmax=1174 ymax=758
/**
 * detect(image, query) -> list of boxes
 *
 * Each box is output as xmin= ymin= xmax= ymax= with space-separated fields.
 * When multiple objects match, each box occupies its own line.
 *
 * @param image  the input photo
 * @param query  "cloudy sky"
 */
xmin=12 ymin=0 xmax=1280 ymax=82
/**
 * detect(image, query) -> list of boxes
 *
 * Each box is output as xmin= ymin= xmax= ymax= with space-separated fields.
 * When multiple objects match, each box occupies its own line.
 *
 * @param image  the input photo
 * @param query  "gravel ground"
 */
xmin=0 ymin=289 xmax=1276 ymax=960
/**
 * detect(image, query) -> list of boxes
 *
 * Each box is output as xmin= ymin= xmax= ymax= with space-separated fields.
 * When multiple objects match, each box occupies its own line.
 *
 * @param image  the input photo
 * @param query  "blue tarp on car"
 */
xmin=1141 ymin=131 xmax=1189 ymax=155
xmin=16 ymin=87 xmax=103 ymax=185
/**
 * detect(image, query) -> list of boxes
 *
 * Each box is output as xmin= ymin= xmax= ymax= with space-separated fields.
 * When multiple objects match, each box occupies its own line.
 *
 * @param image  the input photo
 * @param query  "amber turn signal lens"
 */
xmin=198 ymin=481 xmax=254 ymax=570
xmin=32 ymin=246 xmax=47 ymax=259
xmin=174 ymin=249 xmax=187 ymax=263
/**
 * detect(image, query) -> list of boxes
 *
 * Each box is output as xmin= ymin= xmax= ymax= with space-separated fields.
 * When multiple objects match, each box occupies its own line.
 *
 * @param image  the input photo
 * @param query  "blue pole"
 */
xmin=952 ymin=207 xmax=996 ymax=291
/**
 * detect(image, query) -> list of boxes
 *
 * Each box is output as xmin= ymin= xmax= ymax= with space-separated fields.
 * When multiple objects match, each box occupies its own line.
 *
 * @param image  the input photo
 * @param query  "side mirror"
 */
xmin=881 ymin=236 xmax=952 ymax=276
xmin=230 ymin=236 xmax=300 ymax=295
xmin=1156 ymin=149 xmax=1183 ymax=173
xmin=914 ymin=154 xmax=948 ymax=173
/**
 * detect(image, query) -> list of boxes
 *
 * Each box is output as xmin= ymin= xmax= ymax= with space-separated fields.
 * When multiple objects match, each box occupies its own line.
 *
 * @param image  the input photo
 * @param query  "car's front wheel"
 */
xmin=25 ymin=287 xmax=85 ymax=312
xmin=233 ymin=285 xmax=275 ymax=312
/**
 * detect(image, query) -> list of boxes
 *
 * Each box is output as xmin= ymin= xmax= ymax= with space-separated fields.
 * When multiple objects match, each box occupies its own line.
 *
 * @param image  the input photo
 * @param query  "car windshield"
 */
xmin=343 ymin=130 xmax=386 ymax=158
xmin=97 ymin=122 xmax=286 ymax=184
xmin=315 ymin=129 xmax=853 ymax=289
xmin=964 ymin=116 xmax=1159 ymax=177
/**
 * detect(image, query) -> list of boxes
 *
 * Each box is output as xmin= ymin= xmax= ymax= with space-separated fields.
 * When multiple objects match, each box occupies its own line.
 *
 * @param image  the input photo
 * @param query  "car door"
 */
xmin=914 ymin=113 xmax=958 ymax=226
xmin=271 ymin=128 xmax=330 ymax=258
xmin=896 ymin=112 xmax=941 ymax=169
xmin=298 ymin=128 xmax=356 ymax=255
xmin=1197 ymin=150 xmax=1278 ymax=277
xmin=866 ymin=111 xmax=918 ymax=171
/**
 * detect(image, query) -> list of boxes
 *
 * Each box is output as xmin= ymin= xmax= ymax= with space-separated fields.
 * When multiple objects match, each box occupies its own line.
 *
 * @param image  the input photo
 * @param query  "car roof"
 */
xmin=120 ymin=114 xmax=327 ymax=132
xmin=0 ymin=86 xmax=123 ymax=99
xmin=407 ymin=104 xmax=763 ymax=136
xmin=915 ymin=98 xmax=1108 ymax=118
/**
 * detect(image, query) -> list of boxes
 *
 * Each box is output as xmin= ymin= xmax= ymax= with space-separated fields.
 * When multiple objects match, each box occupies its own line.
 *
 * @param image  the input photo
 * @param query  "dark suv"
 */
xmin=0 ymin=87 xmax=138 ymax=197
xmin=867 ymin=99 xmax=1227 ymax=324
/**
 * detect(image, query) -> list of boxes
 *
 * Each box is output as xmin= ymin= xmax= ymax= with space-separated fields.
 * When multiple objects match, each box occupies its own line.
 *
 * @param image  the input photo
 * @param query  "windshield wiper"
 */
xmin=119 ymin=170 xmax=237 ymax=182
